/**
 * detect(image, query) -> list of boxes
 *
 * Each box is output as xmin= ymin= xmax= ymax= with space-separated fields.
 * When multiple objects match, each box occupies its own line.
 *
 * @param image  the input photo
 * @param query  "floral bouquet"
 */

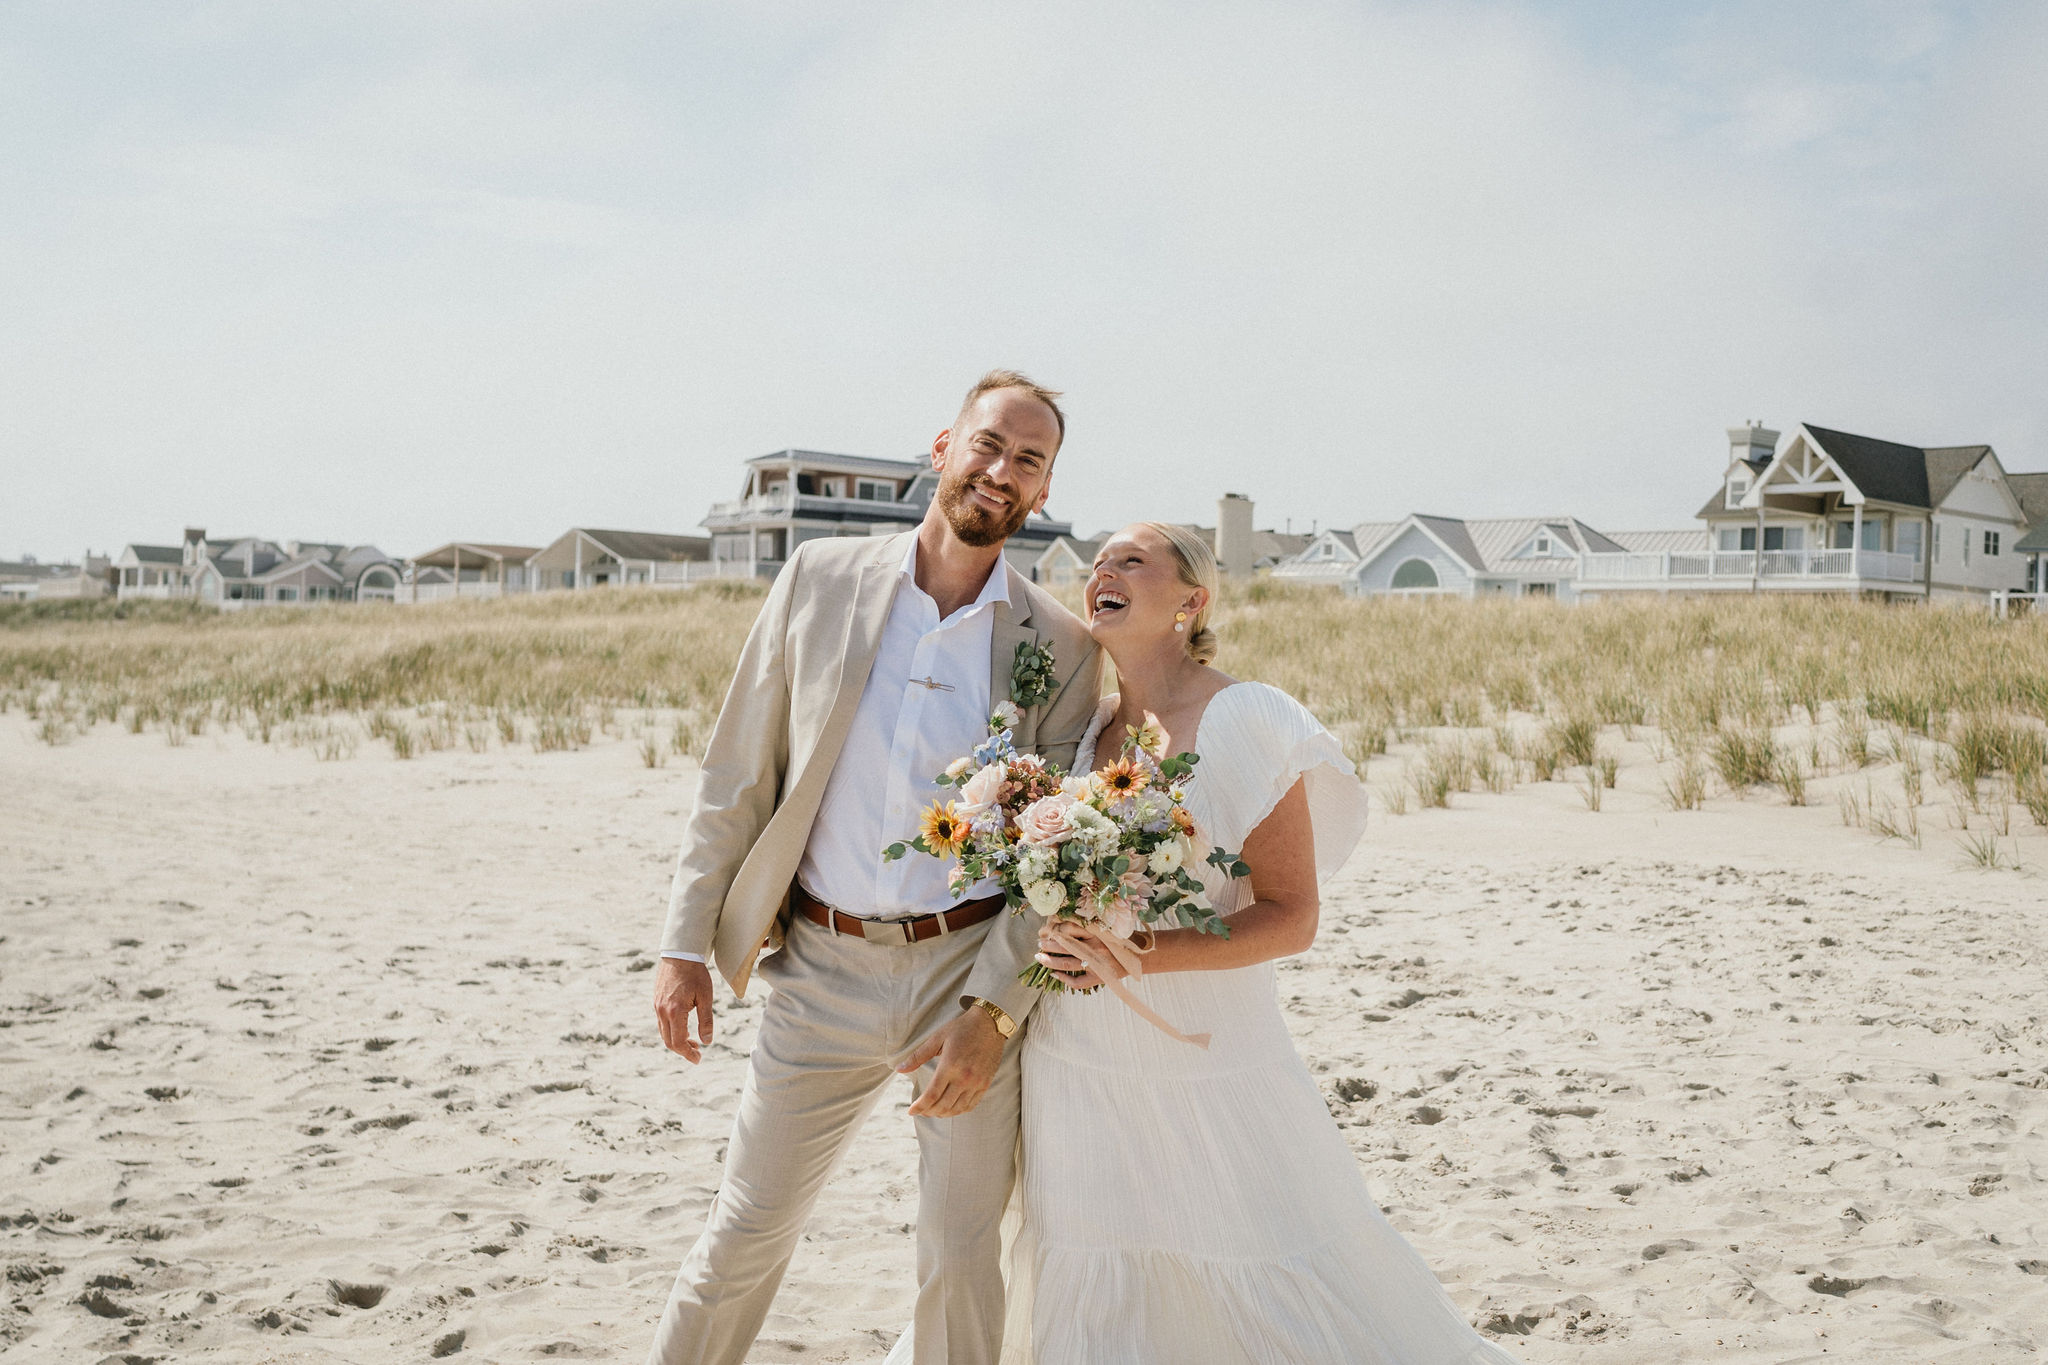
xmin=884 ymin=703 xmax=1247 ymax=1046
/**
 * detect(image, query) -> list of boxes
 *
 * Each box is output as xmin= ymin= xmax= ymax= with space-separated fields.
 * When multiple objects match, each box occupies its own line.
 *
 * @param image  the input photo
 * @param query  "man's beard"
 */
xmin=936 ymin=472 xmax=1033 ymax=548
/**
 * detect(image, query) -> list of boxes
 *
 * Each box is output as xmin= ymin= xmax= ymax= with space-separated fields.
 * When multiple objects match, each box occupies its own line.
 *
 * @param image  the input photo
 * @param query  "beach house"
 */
xmin=1271 ymin=515 xmax=1621 ymax=601
xmin=1578 ymin=423 xmax=2043 ymax=603
xmin=524 ymin=529 xmax=714 ymax=591
xmin=113 ymin=530 xmax=400 ymax=606
xmin=702 ymin=450 xmax=1074 ymax=578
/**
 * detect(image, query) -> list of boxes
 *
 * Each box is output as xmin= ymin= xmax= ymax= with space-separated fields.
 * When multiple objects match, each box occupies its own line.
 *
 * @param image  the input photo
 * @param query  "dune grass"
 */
xmin=6 ymin=585 xmax=2047 ymax=848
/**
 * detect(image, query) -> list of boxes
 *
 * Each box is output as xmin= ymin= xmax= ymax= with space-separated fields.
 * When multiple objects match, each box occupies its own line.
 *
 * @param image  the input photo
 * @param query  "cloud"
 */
xmin=1 ymin=0 xmax=2041 ymax=559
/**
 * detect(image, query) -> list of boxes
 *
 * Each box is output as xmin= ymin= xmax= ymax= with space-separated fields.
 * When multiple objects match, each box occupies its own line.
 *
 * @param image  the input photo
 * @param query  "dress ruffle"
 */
xmin=999 ymin=684 xmax=1521 ymax=1364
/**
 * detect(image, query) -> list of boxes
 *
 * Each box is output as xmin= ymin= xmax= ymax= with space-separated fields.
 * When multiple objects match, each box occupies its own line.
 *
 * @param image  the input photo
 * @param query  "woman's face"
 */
xmin=1084 ymin=525 xmax=1202 ymax=651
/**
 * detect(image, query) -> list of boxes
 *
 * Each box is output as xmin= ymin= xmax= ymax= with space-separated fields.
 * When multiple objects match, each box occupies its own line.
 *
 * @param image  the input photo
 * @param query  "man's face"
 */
xmin=931 ymin=388 xmax=1061 ymax=548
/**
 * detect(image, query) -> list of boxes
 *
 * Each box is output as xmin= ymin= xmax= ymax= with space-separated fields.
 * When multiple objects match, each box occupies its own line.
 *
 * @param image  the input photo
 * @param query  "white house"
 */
xmin=525 ymin=529 xmax=715 ymax=591
xmin=398 ymin=542 xmax=541 ymax=603
xmin=1579 ymin=423 xmax=2042 ymax=603
xmin=114 ymin=529 xmax=400 ymax=606
xmin=1029 ymin=535 xmax=1106 ymax=590
xmin=701 ymin=449 xmax=1075 ymax=576
xmin=1273 ymin=516 xmax=1620 ymax=601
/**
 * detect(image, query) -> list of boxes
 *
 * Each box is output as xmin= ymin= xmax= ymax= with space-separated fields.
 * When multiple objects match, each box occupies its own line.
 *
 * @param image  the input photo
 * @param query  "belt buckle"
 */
xmin=860 ymin=918 xmax=914 ymax=946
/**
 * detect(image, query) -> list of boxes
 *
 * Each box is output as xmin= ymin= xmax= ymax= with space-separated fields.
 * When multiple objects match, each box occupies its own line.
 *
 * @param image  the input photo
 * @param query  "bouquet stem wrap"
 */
xmin=1043 ymin=922 xmax=1212 ymax=1050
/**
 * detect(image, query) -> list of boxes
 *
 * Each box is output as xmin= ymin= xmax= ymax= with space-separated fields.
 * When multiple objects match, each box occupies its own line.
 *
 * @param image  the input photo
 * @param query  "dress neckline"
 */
xmin=1087 ymin=680 xmax=1250 ymax=773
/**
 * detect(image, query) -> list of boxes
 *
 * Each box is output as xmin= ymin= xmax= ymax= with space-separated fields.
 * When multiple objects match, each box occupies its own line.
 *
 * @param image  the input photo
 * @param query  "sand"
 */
xmin=3 ymin=716 xmax=2045 ymax=1362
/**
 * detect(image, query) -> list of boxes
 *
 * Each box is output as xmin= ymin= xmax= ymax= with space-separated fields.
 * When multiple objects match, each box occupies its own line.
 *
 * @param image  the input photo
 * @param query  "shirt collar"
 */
xmin=900 ymin=535 xmax=1012 ymax=617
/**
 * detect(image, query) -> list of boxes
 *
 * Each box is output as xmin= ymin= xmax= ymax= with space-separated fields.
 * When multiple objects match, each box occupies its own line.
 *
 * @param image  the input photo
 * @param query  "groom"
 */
xmin=647 ymin=371 xmax=1103 ymax=1365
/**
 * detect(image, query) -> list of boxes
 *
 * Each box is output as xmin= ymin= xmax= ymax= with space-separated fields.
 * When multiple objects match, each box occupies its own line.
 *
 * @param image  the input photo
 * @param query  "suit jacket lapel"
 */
xmin=791 ymin=538 xmax=904 ymax=803
xmin=989 ymin=565 xmax=1039 ymax=749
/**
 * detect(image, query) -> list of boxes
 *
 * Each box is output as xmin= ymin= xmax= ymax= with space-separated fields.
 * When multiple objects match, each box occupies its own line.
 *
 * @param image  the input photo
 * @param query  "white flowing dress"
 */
xmin=1005 ymin=682 xmax=1522 ymax=1365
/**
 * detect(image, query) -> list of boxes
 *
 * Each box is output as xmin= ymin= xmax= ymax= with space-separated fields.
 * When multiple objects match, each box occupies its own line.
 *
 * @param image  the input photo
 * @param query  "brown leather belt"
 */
xmin=792 ymin=884 xmax=1003 ymax=946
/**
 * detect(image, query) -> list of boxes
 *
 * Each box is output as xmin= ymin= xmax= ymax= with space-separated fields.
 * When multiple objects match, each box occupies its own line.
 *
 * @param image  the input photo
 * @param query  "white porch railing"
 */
xmin=705 ymin=489 xmax=798 ymax=522
xmin=1581 ymin=548 xmax=1922 ymax=586
xmin=1993 ymin=591 xmax=2048 ymax=618
xmin=650 ymin=560 xmax=778 ymax=585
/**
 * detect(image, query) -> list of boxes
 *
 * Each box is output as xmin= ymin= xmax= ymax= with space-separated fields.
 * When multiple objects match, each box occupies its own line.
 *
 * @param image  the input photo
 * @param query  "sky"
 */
xmin=4 ymin=1 xmax=2045 ymax=562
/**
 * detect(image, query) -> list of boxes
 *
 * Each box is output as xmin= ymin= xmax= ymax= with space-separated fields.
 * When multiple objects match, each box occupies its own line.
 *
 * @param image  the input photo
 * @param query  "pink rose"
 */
xmin=1017 ymin=792 xmax=1078 ymax=846
xmin=957 ymin=761 xmax=1006 ymax=811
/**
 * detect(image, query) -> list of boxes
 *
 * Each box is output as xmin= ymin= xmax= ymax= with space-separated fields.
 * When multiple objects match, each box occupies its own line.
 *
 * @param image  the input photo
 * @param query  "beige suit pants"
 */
xmin=647 ymin=913 xmax=1022 ymax=1365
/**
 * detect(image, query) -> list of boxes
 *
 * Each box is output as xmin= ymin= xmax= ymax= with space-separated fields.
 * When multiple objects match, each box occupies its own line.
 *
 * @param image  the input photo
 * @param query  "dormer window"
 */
xmin=1725 ymin=474 xmax=1751 ymax=509
xmin=1533 ymin=534 xmax=1553 ymax=555
xmin=856 ymin=479 xmax=895 ymax=502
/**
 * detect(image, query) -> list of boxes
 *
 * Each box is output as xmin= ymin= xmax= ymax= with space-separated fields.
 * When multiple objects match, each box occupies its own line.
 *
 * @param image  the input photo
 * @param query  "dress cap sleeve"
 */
xmin=1233 ymin=683 xmax=1368 ymax=884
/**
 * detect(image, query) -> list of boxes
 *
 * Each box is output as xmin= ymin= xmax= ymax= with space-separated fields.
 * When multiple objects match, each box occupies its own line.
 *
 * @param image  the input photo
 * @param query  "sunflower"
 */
xmin=1098 ymin=756 xmax=1150 ymax=799
xmin=918 ymin=800 xmax=969 ymax=858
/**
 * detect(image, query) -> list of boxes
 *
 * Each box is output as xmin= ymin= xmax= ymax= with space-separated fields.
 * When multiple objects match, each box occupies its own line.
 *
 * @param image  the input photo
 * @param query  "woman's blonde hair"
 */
xmin=1140 ymin=521 xmax=1221 ymax=665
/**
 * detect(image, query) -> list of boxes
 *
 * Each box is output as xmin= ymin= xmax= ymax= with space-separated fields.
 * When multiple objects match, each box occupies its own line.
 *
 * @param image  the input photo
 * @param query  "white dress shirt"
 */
xmin=663 ymin=537 xmax=1005 ymax=963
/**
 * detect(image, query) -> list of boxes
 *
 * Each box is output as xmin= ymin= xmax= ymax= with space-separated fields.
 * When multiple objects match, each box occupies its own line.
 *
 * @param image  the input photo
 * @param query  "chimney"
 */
xmin=1728 ymin=422 xmax=1778 ymax=468
xmin=1217 ymin=493 xmax=1255 ymax=579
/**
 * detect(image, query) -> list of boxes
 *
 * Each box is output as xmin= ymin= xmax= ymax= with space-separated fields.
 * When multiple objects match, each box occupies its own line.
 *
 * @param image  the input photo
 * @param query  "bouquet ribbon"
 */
xmin=1045 ymin=922 xmax=1211 ymax=1050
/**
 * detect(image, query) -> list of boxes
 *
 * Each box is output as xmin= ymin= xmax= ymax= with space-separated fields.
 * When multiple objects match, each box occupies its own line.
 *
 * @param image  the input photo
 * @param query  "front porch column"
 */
xmin=574 ymin=535 xmax=584 ymax=590
xmin=1851 ymin=503 xmax=1864 ymax=584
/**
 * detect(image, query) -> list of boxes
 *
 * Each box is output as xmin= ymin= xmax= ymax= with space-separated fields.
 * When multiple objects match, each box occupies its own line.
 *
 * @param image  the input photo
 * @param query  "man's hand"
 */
xmin=653 ymin=958 xmax=716 ymax=1063
xmin=898 ymin=1006 xmax=1005 ymax=1118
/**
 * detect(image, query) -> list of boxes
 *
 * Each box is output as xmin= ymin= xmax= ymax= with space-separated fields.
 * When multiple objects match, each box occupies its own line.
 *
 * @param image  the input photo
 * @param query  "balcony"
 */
xmin=1580 ymin=548 xmax=1922 ymax=588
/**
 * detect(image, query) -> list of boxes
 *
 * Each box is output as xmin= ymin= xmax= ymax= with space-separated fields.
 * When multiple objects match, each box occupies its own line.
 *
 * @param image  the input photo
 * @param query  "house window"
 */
xmin=1390 ymin=558 xmax=1438 ymax=590
xmin=856 ymin=479 xmax=894 ymax=502
xmin=1933 ymin=523 xmax=1941 ymax=561
xmin=275 ymin=587 xmax=298 ymax=601
xmin=1525 ymin=581 xmax=1556 ymax=597
xmin=1985 ymin=531 xmax=2001 ymax=557
xmin=1896 ymin=522 xmax=1923 ymax=563
xmin=1533 ymin=535 xmax=1552 ymax=555
xmin=1762 ymin=527 xmax=1803 ymax=552
xmin=1318 ymin=542 xmax=1334 ymax=559
xmin=1725 ymin=476 xmax=1750 ymax=509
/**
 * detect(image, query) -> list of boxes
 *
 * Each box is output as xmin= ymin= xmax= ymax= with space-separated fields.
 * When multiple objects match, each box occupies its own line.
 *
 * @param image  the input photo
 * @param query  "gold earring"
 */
xmin=1174 ymin=611 xmax=1187 ymax=633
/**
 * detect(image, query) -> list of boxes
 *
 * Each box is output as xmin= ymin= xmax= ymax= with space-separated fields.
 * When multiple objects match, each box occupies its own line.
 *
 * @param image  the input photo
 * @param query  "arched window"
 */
xmin=1390 ymin=558 xmax=1439 ymax=590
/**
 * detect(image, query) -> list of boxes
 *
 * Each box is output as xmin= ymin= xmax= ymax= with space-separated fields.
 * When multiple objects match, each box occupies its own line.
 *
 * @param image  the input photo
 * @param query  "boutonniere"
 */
xmin=1009 ymin=640 xmax=1057 ymax=711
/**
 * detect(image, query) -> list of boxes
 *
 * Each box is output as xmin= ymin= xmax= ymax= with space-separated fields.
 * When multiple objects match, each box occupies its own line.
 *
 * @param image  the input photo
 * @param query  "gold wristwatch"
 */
xmin=972 ymin=997 xmax=1017 ymax=1038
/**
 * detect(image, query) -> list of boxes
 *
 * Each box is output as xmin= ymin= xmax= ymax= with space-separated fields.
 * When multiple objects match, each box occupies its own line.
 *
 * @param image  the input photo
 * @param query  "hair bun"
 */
xmin=1186 ymin=625 xmax=1220 ymax=665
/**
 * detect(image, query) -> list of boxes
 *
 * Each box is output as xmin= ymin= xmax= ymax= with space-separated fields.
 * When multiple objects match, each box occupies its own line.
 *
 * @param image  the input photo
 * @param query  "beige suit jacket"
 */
xmin=660 ymin=530 xmax=1104 ymax=1024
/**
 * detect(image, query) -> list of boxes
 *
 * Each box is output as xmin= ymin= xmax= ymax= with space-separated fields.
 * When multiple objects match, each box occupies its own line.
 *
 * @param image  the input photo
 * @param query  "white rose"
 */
xmin=1023 ymin=878 xmax=1067 ymax=917
xmin=1148 ymin=839 xmax=1184 ymax=876
xmin=958 ymin=761 xmax=1006 ymax=810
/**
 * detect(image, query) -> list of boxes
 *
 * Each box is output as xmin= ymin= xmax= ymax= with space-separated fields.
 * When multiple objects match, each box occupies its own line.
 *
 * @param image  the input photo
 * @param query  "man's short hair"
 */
xmin=958 ymin=369 xmax=1065 ymax=445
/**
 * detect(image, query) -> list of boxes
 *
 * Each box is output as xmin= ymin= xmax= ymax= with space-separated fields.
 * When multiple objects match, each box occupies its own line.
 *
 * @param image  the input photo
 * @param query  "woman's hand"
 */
xmin=1036 ymin=922 xmax=1127 ymax=991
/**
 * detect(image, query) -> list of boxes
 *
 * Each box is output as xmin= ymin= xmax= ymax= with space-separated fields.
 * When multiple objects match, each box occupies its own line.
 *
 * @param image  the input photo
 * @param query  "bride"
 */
xmin=1003 ymin=522 xmax=1522 ymax=1364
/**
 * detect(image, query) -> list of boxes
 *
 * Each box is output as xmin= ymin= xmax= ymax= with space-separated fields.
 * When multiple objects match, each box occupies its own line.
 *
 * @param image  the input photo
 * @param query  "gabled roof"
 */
xmin=1800 ymin=425 xmax=1932 ymax=506
xmin=1039 ymin=534 xmax=1105 ymax=563
xmin=256 ymin=555 xmax=343 ymax=583
xmin=2002 ymin=472 xmax=2048 ymax=526
xmin=1410 ymin=515 xmax=1486 ymax=574
xmin=1697 ymin=425 xmax=2012 ymax=516
xmin=121 ymin=544 xmax=183 ymax=564
xmin=1695 ymin=458 xmax=1771 ymax=519
xmin=412 ymin=542 xmax=543 ymax=569
xmin=1607 ymin=529 xmax=1712 ymax=554
xmin=578 ymin=529 xmax=711 ymax=562
xmin=1923 ymin=445 xmax=1995 ymax=507
xmin=1354 ymin=515 xmax=1617 ymax=579
xmin=1348 ymin=523 xmax=1401 ymax=561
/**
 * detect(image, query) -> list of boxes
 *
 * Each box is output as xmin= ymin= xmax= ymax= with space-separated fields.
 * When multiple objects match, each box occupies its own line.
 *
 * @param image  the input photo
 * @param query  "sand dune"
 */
xmin=3 ymin=719 xmax=2044 ymax=1361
